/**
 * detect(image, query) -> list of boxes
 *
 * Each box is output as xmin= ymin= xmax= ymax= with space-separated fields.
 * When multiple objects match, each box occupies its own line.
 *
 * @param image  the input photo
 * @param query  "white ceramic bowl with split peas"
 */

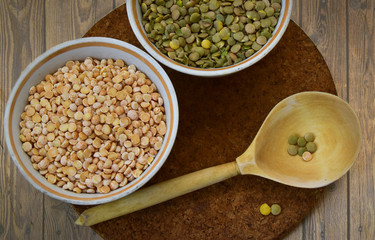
xmin=127 ymin=0 xmax=293 ymax=77
xmin=4 ymin=37 xmax=179 ymax=205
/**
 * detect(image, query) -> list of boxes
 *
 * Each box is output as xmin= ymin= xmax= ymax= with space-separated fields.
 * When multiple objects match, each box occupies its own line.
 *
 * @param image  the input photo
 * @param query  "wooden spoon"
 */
xmin=76 ymin=91 xmax=361 ymax=226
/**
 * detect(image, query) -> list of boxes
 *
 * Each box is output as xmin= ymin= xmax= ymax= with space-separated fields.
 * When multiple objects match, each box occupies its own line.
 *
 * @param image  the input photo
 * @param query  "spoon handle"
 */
xmin=76 ymin=161 xmax=240 ymax=226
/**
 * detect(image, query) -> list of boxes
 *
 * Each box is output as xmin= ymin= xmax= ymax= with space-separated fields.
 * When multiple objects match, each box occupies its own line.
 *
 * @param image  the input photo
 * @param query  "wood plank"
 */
xmin=45 ymin=0 xmax=95 ymax=46
xmin=0 ymin=0 xmax=45 ymax=239
xmin=43 ymin=1 xmax=116 ymax=239
xmin=348 ymin=0 xmax=375 ymax=239
xmin=298 ymin=0 xmax=349 ymax=239
xmin=114 ymin=0 xmax=125 ymax=8
xmin=290 ymin=0 xmax=302 ymax=26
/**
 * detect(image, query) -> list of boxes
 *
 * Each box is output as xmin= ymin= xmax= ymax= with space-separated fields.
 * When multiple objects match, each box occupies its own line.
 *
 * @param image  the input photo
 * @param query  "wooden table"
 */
xmin=0 ymin=1 xmax=373 ymax=239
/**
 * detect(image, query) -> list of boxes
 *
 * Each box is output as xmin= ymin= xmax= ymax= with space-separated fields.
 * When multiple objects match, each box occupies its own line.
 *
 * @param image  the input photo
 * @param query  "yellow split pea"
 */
xmin=201 ymin=39 xmax=212 ymax=49
xmin=19 ymin=57 xmax=167 ymax=194
xmin=260 ymin=203 xmax=271 ymax=215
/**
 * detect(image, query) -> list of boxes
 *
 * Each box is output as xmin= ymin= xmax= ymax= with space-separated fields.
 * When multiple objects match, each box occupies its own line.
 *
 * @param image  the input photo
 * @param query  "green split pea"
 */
xmin=287 ymin=132 xmax=317 ymax=157
xmin=260 ymin=203 xmax=282 ymax=216
xmin=140 ymin=0 xmax=282 ymax=68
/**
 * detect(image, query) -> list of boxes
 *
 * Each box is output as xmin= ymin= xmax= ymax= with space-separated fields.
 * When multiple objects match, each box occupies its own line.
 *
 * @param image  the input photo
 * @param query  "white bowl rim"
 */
xmin=4 ymin=37 xmax=179 ymax=205
xmin=127 ymin=0 xmax=293 ymax=77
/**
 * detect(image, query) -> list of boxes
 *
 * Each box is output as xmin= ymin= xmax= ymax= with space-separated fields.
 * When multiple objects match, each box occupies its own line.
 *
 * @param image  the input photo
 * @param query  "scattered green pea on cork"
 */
xmin=260 ymin=203 xmax=281 ymax=216
xmin=271 ymin=204 xmax=281 ymax=215
xmin=260 ymin=203 xmax=271 ymax=215
xmin=287 ymin=132 xmax=317 ymax=161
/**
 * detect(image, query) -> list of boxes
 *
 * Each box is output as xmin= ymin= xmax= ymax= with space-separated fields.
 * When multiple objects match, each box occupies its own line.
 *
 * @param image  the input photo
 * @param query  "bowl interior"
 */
xmin=5 ymin=38 xmax=178 ymax=205
xmin=127 ymin=0 xmax=293 ymax=76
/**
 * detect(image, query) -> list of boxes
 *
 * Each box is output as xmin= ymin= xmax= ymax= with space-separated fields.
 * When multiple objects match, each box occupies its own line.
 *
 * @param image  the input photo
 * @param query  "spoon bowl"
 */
xmin=236 ymin=91 xmax=362 ymax=188
xmin=76 ymin=91 xmax=361 ymax=226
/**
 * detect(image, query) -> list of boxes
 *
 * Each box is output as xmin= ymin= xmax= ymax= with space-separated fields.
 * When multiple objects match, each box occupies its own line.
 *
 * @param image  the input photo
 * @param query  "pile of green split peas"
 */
xmin=140 ymin=0 xmax=282 ymax=68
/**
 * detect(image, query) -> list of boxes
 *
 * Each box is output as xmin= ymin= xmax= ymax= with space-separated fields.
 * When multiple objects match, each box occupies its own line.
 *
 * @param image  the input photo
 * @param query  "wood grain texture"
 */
xmin=348 ymin=0 xmax=375 ymax=239
xmin=293 ymin=1 xmax=350 ymax=240
xmin=0 ymin=0 xmax=374 ymax=239
xmin=0 ymin=1 xmax=45 ymax=240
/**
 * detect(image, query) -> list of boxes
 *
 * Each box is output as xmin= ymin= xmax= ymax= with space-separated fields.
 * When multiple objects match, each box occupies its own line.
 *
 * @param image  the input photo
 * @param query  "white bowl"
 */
xmin=127 ymin=0 xmax=293 ymax=77
xmin=4 ymin=37 xmax=179 ymax=205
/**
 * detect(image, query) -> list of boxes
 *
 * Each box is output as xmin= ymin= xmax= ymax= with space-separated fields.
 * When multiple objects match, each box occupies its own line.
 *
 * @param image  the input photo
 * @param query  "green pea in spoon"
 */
xmin=76 ymin=91 xmax=361 ymax=226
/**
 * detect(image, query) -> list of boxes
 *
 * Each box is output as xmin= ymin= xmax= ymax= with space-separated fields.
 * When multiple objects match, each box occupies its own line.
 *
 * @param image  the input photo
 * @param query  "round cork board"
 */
xmin=73 ymin=4 xmax=336 ymax=240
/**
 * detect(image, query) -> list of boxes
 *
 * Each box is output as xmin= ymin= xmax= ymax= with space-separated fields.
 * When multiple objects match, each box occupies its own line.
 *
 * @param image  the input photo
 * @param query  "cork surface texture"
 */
xmin=74 ymin=4 xmax=336 ymax=240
